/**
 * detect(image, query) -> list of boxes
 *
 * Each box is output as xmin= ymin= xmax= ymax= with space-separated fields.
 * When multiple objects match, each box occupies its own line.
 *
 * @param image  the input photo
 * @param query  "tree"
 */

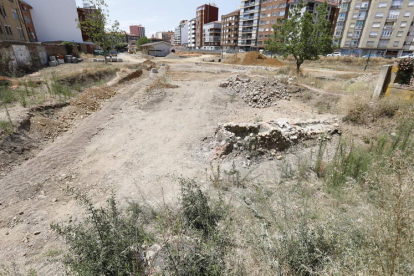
xmin=265 ymin=1 xmax=333 ymax=72
xmin=136 ymin=36 xmax=151 ymax=51
xmin=77 ymin=0 xmax=121 ymax=63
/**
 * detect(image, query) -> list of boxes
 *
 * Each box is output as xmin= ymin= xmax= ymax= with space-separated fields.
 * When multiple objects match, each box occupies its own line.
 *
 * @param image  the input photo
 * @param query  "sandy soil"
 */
xmin=0 ymin=54 xmax=339 ymax=274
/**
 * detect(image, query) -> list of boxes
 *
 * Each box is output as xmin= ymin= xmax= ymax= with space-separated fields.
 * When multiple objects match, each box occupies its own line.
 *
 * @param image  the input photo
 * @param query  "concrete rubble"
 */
xmin=219 ymin=75 xmax=300 ymax=108
xmin=210 ymin=119 xmax=341 ymax=158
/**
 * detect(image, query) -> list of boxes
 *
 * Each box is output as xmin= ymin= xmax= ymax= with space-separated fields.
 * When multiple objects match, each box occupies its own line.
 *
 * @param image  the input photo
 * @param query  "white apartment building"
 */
xmin=203 ymin=21 xmax=222 ymax=50
xmin=188 ymin=18 xmax=196 ymax=48
xmin=238 ymin=0 xmax=261 ymax=50
xmin=25 ymin=0 xmax=83 ymax=43
xmin=335 ymin=0 xmax=414 ymax=57
xmin=174 ymin=20 xmax=189 ymax=46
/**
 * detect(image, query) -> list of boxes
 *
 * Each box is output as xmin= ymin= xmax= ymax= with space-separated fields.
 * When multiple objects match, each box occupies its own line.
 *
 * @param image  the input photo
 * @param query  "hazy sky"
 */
xmin=75 ymin=0 xmax=239 ymax=37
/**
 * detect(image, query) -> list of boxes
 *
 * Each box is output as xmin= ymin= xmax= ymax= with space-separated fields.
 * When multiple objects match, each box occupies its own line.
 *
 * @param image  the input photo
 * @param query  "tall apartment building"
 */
xmin=239 ymin=0 xmax=289 ymax=51
xmin=203 ymin=21 xmax=222 ymax=50
xmin=130 ymin=25 xmax=145 ymax=38
xmin=334 ymin=0 xmax=414 ymax=57
xmin=238 ymin=0 xmax=338 ymax=51
xmin=19 ymin=0 xmax=37 ymax=42
xmin=188 ymin=18 xmax=196 ymax=48
xmin=0 ymin=0 xmax=29 ymax=42
xmin=221 ymin=10 xmax=240 ymax=50
xmin=174 ymin=20 xmax=189 ymax=46
xmin=196 ymin=3 xmax=219 ymax=48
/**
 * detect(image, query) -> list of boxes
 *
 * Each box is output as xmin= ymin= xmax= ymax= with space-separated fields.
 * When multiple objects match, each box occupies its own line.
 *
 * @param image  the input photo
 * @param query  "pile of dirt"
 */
xmin=209 ymin=119 xmax=341 ymax=159
xmin=72 ymin=87 xmax=116 ymax=112
xmin=58 ymin=67 xmax=118 ymax=88
xmin=219 ymin=75 xmax=300 ymax=108
xmin=164 ymin=53 xmax=180 ymax=59
xmin=118 ymin=69 xmax=143 ymax=84
xmin=141 ymin=60 xmax=157 ymax=70
xmin=224 ymin=52 xmax=284 ymax=67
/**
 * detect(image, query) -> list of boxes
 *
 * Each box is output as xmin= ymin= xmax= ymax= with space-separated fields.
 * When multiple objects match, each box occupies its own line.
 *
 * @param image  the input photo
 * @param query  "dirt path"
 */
xmin=0 ymin=58 xmax=336 ymax=274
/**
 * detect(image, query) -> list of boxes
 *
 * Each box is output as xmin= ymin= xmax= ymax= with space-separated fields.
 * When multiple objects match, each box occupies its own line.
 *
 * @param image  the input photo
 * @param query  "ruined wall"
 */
xmin=0 ymin=41 xmax=86 ymax=76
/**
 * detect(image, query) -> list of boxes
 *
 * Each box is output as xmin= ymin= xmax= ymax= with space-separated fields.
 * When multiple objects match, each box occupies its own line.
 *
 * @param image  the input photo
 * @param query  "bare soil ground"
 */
xmin=0 ymin=54 xmax=380 ymax=274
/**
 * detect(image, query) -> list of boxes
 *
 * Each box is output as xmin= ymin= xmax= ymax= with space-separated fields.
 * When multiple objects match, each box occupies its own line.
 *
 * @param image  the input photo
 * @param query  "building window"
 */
xmin=372 ymin=22 xmax=381 ymax=28
xmin=12 ymin=10 xmax=18 ymax=19
xmin=397 ymin=31 xmax=403 ymax=37
xmin=369 ymin=31 xmax=378 ymax=37
xmin=393 ymin=41 xmax=399 ymax=47
xmin=5 ymin=25 xmax=12 ymax=35
xmin=378 ymin=2 xmax=387 ymax=8
xmin=279 ymin=11 xmax=285 ymax=16
xmin=401 ymin=21 xmax=407 ymax=27
xmin=17 ymin=27 xmax=24 ymax=37
xmin=0 ymin=5 xmax=6 ymax=17
xmin=404 ymin=11 xmax=411 ymax=17
xmin=409 ymin=0 xmax=414 ymax=6
xmin=375 ymin=12 xmax=384 ymax=18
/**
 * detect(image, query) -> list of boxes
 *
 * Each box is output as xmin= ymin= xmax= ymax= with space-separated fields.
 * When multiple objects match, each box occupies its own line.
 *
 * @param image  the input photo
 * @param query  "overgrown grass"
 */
xmin=50 ymin=120 xmax=414 ymax=276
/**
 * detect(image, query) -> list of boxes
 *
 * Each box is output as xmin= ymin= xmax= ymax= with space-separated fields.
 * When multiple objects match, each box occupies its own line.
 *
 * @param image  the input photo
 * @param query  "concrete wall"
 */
xmin=25 ymin=0 xmax=83 ymax=43
xmin=0 ymin=41 xmax=80 ymax=75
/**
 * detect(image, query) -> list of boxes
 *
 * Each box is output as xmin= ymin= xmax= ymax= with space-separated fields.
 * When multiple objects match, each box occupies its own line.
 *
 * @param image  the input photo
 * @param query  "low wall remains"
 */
xmin=0 ymin=41 xmax=94 ymax=76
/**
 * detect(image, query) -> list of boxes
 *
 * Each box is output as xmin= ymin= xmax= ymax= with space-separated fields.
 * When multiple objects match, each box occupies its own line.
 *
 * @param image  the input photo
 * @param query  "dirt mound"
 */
xmin=57 ymin=67 xmax=118 ymax=88
xmin=72 ymin=87 xmax=116 ymax=112
xmin=118 ymin=69 xmax=143 ymax=84
xmin=141 ymin=60 xmax=157 ymax=70
xmin=165 ymin=53 xmax=180 ymax=59
xmin=225 ymin=52 xmax=284 ymax=67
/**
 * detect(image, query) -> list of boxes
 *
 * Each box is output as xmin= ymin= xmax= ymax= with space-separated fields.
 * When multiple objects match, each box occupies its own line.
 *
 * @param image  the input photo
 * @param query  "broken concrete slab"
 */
xmin=210 ymin=119 xmax=340 ymax=158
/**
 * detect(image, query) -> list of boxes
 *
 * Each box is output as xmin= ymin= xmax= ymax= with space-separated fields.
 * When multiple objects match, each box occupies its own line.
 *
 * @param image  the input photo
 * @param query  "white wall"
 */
xmin=25 ymin=0 xmax=83 ymax=43
xmin=181 ymin=21 xmax=189 ymax=45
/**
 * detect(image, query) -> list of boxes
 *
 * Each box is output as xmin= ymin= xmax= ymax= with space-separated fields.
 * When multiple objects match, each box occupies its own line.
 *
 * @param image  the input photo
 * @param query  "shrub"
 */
xmin=51 ymin=194 xmax=150 ymax=276
xmin=0 ymin=89 xmax=16 ymax=104
xmin=62 ymin=41 xmax=74 ymax=56
xmin=163 ymin=179 xmax=230 ymax=276
xmin=396 ymin=58 xmax=414 ymax=85
xmin=180 ymin=179 xmax=224 ymax=238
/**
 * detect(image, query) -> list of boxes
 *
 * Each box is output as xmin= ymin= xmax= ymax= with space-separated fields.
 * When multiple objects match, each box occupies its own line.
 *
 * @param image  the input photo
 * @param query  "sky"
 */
xmin=75 ymin=0 xmax=239 ymax=37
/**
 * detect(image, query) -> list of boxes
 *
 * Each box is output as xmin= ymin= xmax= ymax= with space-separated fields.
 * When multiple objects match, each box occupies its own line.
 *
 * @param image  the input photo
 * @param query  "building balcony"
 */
xmin=390 ymin=5 xmax=402 ymax=9
xmin=384 ymin=25 xmax=394 ymax=30
xmin=338 ymin=17 xmax=346 ymax=21
xmin=381 ymin=34 xmax=392 ymax=38
xmin=242 ymin=28 xmax=254 ymax=33
xmin=355 ymin=25 xmax=363 ymax=30
xmin=336 ymin=26 xmax=343 ymax=30
xmin=340 ymin=7 xmax=348 ymax=12
xmin=386 ymin=16 xmax=399 ymax=20
xmin=352 ymin=35 xmax=361 ymax=39
xmin=358 ymin=16 xmax=366 ymax=20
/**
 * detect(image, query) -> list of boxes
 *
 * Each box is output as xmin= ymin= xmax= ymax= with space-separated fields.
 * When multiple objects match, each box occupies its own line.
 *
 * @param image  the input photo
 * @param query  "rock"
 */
xmin=277 ymin=155 xmax=283 ymax=160
xmin=391 ymin=133 xmax=397 ymax=137
xmin=33 ymin=231 xmax=41 ymax=235
xmin=5 ymin=232 xmax=9 ymax=235
xmin=151 ymin=68 xmax=158 ymax=73
xmin=19 ymin=211 xmax=24 ymax=215
xmin=52 ymin=198 xmax=58 ymax=203
xmin=333 ymin=123 xmax=339 ymax=127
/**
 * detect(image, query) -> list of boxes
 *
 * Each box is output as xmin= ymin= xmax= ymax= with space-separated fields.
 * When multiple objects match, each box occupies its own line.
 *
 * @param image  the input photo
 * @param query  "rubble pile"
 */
xmin=210 ymin=119 xmax=340 ymax=159
xmin=349 ymin=73 xmax=377 ymax=83
xmin=219 ymin=75 xmax=294 ymax=108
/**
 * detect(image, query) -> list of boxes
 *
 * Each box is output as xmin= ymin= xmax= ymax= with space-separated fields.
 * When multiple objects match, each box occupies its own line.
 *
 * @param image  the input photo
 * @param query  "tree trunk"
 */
xmin=296 ymin=60 xmax=303 ymax=73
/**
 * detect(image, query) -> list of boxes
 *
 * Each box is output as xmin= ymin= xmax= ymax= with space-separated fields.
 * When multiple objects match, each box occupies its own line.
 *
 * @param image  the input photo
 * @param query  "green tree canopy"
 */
xmin=77 ymin=0 xmax=121 ymax=63
xmin=265 ymin=1 xmax=333 ymax=72
xmin=137 ymin=36 xmax=152 ymax=51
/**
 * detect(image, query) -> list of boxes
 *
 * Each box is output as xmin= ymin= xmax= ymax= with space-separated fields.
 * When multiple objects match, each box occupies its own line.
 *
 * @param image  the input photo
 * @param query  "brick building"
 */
xmin=19 ymin=0 xmax=36 ymax=42
xmin=196 ymin=3 xmax=219 ymax=48
xmin=129 ymin=25 xmax=145 ymax=38
xmin=221 ymin=10 xmax=240 ymax=50
xmin=0 ymin=0 xmax=29 ymax=42
xmin=77 ymin=5 xmax=98 ymax=42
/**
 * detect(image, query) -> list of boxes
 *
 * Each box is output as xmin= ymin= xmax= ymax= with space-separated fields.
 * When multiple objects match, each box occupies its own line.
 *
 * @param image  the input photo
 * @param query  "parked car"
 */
xmin=109 ymin=50 xmax=117 ymax=57
xmin=327 ymin=52 xmax=341 ymax=57
xmin=398 ymin=54 xmax=414 ymax=59
xmin=93 ymin=49 xmax=104 ymax=56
